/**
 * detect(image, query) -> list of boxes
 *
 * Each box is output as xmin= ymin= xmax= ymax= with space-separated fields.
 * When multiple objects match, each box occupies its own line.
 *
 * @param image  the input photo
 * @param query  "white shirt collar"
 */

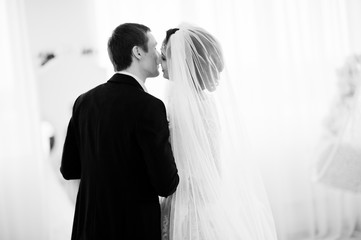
xmin=116 ymin=71 xmax=148 ymax=92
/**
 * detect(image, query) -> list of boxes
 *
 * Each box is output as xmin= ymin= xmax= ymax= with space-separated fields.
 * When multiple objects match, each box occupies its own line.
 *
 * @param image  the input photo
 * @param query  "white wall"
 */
xmin=24 ymin=0 xmax=106 ymax=158
xmin=24 ymin=0 xmax=98 ymax=59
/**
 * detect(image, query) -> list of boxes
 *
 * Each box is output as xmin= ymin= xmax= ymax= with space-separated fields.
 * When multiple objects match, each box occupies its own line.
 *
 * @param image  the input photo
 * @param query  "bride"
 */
xmin=159 ymin=23 xmax=278 ymax=240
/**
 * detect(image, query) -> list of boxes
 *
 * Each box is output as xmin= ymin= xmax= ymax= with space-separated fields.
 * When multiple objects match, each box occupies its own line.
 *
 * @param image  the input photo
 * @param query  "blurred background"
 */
xmin=1 ymin=0 xmax=361 ymax=239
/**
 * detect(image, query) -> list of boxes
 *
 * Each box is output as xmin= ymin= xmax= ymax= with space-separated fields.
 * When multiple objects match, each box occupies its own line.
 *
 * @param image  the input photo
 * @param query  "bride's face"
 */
xmin=160 ymin=44 xmax=169 ymax=79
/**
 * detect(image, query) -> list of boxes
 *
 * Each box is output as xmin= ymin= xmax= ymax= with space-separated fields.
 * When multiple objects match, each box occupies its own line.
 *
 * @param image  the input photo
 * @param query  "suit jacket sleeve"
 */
xmin=136 ymin=99 xmax=179 ymax=197
xmin=60 ymin=99 xmax=81 ymax=180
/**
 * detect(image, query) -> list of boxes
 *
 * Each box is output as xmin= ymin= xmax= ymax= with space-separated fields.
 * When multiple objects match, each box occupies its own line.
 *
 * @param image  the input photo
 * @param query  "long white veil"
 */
xmin=165 ymin=23 xmax=278 ymax=240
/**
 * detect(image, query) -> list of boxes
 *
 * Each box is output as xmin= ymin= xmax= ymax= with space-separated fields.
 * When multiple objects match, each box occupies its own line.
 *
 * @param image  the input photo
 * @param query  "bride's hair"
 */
xmin=164 ymin=26 xmax=224 ymax=92
xmin=163 ymin=28 xmax=179 ymax=46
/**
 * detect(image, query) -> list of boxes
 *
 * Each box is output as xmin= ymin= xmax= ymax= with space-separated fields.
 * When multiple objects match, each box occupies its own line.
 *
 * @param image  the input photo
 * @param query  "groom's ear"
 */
xmin=132 ymin=46 xmax=142 ymax=60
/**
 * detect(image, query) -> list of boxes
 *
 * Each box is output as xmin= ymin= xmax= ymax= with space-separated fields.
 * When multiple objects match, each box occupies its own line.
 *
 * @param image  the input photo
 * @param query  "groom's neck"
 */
xmin=123 ymin=66 xmax=146 ymax=83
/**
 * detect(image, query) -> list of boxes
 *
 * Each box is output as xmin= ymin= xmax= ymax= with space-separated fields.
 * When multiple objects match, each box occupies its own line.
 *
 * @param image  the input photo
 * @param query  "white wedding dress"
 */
xmin=160 ymin=24 xmax=278 ymax=240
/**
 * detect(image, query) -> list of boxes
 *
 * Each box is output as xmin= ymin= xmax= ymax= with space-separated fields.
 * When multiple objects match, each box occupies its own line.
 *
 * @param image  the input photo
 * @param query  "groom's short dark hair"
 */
xmin=108 ymin=23 xmax=150 ymax=71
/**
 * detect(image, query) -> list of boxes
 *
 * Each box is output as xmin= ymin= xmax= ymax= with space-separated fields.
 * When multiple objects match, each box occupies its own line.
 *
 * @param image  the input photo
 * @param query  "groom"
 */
xmin=61 ymin=23 xmax=179 ymax=240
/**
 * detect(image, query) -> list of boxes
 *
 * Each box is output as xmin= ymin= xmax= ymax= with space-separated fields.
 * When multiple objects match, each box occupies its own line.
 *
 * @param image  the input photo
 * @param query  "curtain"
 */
xmin=0 ymin=0 xmax=75 ymax=239
xmin=0 ymin=0 xmax=49 ymax=239
xmin=92 ymin=0 xmax=361 ymax=239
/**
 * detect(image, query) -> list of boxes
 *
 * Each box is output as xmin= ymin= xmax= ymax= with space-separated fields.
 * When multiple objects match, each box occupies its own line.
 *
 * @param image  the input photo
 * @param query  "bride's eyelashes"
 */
xmin=161 ymin=53 xmax=166 ymax=61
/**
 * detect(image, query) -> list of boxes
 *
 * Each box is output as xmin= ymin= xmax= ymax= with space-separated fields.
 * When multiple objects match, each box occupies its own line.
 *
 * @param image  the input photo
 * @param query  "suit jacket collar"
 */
xmin=107 ymin=73 xmax=145 ymax=92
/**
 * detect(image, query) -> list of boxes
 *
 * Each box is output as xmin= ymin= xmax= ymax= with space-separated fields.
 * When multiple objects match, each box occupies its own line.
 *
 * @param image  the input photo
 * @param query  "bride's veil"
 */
xmin=165 ymin=23 xmax=278 ymax=239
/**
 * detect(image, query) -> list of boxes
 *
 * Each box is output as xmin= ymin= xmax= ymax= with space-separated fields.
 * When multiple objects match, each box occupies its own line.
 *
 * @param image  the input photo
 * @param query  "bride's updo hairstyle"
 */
xmin=164 ymin=25 xmax=224 ymax=92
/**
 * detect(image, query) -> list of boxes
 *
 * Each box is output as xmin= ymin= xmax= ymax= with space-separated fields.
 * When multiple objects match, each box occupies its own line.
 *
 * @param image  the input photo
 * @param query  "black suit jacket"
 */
xmin=61 ymin=73 xmax=179 ymax=240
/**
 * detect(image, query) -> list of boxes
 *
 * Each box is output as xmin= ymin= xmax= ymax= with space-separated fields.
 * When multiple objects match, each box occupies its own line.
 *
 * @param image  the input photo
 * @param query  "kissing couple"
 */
xmin=61 ymin=23 xmax=278 ymax=240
